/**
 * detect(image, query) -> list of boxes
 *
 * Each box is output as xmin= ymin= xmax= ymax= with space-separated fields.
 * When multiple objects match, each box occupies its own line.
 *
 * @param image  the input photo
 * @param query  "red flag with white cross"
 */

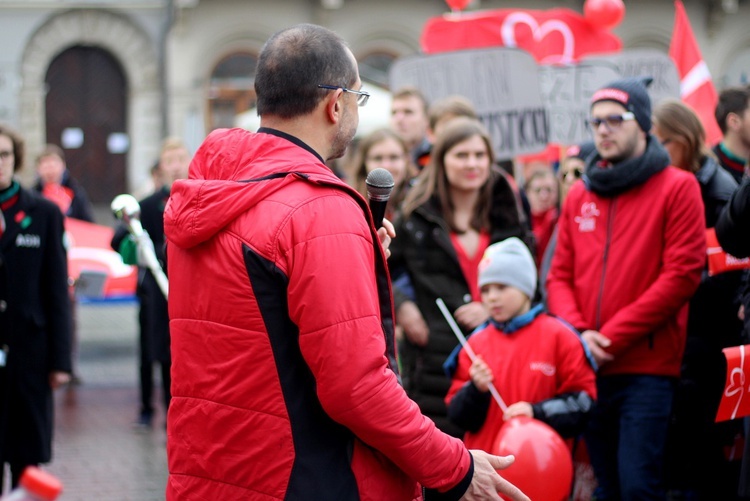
xmin=669 ymin=0 xmax=723 ymax=145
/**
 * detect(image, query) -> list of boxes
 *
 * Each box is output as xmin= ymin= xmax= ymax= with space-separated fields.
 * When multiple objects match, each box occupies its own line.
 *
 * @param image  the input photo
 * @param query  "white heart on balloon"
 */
xmin=500 ymin=12 xmax=576 ymax=64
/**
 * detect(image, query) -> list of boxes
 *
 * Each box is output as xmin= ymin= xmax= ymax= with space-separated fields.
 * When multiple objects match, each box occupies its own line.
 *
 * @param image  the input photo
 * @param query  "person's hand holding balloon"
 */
xmin=503 ymin=401 xmax=533 ymax=421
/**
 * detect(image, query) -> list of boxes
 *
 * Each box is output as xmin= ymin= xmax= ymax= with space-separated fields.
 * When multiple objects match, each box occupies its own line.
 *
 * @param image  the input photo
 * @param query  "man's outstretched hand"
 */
xmin=460 ymin=450 xmax=530 ymax=501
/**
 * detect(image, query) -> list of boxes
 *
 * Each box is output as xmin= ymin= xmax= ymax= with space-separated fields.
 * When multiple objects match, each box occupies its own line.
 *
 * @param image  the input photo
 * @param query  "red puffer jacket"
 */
xmin=164 ymin=128 xmax=472 ymax=500
xmin=547 ymin=166 xmax=705 ymax=377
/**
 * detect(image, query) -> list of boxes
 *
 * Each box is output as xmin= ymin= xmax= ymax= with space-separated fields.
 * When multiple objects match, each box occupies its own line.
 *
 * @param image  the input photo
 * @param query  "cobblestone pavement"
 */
xmin=44 ymin=300 xmax=169 ymax=501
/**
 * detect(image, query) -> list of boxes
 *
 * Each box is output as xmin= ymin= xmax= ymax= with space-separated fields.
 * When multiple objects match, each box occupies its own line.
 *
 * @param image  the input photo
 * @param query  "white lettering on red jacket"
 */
xmin=574 ymin=202 xmax=600 ymax=233
xmin=529 ymin=361 xmax=556 ymax=376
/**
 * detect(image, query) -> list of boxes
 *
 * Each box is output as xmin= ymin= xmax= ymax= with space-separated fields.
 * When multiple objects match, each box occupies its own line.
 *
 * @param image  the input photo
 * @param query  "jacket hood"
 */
xmin=165 ymin=128 xmax=342 ymax=249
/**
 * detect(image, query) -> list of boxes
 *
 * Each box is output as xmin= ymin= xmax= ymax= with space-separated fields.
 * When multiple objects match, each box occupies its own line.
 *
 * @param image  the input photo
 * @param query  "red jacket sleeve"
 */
xmin=546 ymin=188 xmax=590 ymax=331
xmin=283 ymin=193 xmax=472 ymax=492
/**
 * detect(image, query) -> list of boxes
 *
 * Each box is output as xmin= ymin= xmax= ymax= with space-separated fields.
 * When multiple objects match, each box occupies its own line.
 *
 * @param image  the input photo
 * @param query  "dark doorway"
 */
xmin=45 ymin=46 xmax=128 ymax=205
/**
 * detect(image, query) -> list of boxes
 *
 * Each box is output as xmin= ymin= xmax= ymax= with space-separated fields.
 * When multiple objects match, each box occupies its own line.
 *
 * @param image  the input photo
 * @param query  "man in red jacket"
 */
xmin=547 ymin=77 xmax=705 ymax=501
xmin=164 ymin=24 xmax=528 ymax=501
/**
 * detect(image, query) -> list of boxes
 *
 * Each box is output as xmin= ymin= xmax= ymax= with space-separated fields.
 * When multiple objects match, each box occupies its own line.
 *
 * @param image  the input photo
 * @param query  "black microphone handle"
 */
xmin=365 ymin=167 xmax=394 ymax=229
xmin=369 ymin=199 xmax=388 ymax=229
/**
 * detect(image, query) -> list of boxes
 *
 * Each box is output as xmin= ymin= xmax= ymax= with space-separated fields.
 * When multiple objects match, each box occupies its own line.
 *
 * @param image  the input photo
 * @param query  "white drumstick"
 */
xmin=436 ymin=298 xmax=508 ymax=412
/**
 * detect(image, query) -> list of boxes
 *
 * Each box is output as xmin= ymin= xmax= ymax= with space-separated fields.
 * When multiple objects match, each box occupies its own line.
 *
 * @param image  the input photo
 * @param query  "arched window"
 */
xmin=207 ymin=52 xmax=257 ymax=131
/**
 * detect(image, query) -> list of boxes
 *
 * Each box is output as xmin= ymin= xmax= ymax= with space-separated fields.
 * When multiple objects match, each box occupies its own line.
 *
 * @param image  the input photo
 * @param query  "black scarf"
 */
xmin=583 ymin=136 xmax=670 ymax=197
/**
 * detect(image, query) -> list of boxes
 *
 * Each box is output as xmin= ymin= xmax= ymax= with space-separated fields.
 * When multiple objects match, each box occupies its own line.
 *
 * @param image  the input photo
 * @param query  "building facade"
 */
xmin=0 ymin=0 xmax=748 ymax=204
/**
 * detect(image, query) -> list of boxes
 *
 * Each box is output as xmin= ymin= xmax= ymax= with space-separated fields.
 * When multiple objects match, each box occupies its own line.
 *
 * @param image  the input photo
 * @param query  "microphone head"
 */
xmin=111 ymin=194 xmax=141 ymax=222
xmin=365 ymin=168 xmax=395 ymax=202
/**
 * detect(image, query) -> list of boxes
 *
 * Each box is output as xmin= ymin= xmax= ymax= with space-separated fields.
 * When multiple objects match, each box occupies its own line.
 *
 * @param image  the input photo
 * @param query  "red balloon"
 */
xmin=445 ymin=0 xmax=471 ymax=12
xmin=584 ymin=0 xmax=626 ymax=30
xmin=491 ymin=417 xmax=573 ymax=501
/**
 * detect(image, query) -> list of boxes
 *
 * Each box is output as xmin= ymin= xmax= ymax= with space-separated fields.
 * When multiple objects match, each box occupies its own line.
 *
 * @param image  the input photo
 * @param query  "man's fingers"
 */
xmin=596 ymin=333 xmax=612 ymax=347
xmin=590 ymin=342 xmax=613 ymax=362
xmin=496 ymin=476 xmax=531 ymax=501
xmin=381 ymin=217 xmax=396 ymax=238
xmin=377 ymin=227 xmax=391 ymax=246
xmin=483 ymin=453 xmax=515 ymax=471
xmin=589 ymin=343 xmax=612 ymax=360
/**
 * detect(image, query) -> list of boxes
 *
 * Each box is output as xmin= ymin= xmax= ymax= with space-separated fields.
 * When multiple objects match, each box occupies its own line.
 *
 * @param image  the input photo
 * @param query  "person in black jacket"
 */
xmin=389 ymin=117 xmax=532 ymax=437
xmin=0 ymin=125 xmax=71 ymax=491
xmin=112 ymin=137 xmax=189 ymax=428
xmin=716 ymin=162 xmax=750 ymax=500
xmin=653 ymin=99 xmax=744 ymax=500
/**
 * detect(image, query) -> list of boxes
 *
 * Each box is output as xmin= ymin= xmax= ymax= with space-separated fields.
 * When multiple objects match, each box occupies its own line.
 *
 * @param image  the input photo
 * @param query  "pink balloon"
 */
xmin=445 ymin=0 xmax=471 ymax=11
xmin=584 ymin=0 xmax=626 ymax=30
xmin=491 ymin=417 xmax=573 ymax=501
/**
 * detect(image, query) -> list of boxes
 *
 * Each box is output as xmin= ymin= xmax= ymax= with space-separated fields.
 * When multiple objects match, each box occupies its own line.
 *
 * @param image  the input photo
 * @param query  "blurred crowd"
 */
xmin=333 ymin=81 xmax=750 ymax=500
xmin=2 ymin=73 xmax=750 ymax=500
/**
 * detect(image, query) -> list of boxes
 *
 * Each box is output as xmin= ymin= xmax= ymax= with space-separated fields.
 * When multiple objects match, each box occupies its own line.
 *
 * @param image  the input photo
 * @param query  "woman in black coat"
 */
xmin=389 ymin=118 xmax=532 ymax=437
xmin=0 ymin=125 xmax=71 ymax=490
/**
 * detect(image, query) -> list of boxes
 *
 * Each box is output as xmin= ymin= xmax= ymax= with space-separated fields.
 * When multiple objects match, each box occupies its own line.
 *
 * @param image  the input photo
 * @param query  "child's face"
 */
xmin=480 ymin=283 xmax=531 ymax=323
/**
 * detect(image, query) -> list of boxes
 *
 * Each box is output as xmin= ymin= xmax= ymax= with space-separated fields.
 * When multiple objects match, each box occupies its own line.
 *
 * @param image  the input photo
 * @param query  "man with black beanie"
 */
xmin=547 ymin=77 xmax=706 ymax=500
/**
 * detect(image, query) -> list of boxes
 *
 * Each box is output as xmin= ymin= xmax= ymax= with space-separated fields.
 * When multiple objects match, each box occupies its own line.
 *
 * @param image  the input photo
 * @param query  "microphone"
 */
xmin=111 ymin=194 xmax=169 ymax=298
xmin=365 ymin=168 xmax=395 ymax=228
xmin=111 ymin=194 xmax=144 ymax=238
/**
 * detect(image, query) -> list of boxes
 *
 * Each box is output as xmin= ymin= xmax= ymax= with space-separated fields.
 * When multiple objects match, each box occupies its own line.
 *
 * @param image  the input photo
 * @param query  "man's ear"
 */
xmin=325 ymin=89 xmax=344 ymax=125
xmin=728 ymin=112 xmax=741 ymax=132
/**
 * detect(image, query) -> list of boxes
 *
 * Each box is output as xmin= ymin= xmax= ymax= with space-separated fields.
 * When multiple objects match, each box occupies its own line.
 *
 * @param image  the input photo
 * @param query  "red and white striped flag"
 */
xmin=669 ymin=0 xmax=723 ymax=145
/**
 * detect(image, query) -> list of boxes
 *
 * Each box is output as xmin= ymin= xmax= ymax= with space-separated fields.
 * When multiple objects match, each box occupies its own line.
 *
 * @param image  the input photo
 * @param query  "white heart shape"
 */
xmin=501 ymin=12 xmax=575 ymax=64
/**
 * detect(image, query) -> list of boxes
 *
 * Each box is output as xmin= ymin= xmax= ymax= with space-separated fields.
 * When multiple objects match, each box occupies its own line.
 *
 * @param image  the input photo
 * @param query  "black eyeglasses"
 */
xmin=318 ymin=84 xmax=370 ymax=107
xmin=588 ymin=112 xmax=636 ymax=131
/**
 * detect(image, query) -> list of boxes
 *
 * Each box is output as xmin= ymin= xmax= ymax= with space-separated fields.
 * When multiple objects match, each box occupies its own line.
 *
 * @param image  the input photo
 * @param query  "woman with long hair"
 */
xmin=346 ymin=128 xmax=415 ymax=220
xmin=389 ymin=117 xmax=531 ymax=437
xmin=653 ymin=99 xmax=743 ymax=500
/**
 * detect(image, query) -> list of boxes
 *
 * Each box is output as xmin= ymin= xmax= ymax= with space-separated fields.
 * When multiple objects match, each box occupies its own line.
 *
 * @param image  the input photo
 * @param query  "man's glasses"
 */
xmin=588 ymin=112 xmax=635 ymax=131
xmin=318 ymin=84 xmax=370 ymax=107
xmin=0 ymin=150 xmax=13 ymax=162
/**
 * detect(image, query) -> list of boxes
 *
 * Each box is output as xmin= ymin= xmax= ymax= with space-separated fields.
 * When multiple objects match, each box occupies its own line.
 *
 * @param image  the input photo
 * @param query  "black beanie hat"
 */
xmin=591 ymin=76 xmax=654 ymax=133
